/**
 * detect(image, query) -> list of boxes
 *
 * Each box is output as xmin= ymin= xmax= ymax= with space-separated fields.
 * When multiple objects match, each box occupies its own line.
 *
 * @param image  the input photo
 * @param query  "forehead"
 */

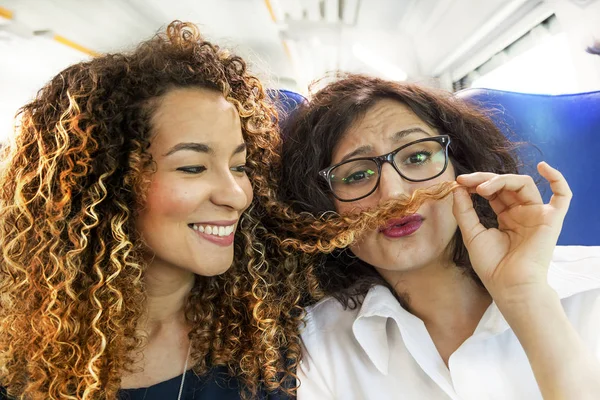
xmin=332 ymin=99 xmax=434 ymax=159
xmin=346 ymin=98 xmax=426 ymax=141
xmin=150 ymin=87 xmax=241 ymax=149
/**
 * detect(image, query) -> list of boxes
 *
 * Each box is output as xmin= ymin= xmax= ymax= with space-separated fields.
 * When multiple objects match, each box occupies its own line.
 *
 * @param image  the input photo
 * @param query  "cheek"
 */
xmin=334 ymin=199 xmax=351 ymax=214
xmin=431 ymin=196 xmax=455 ymax=224
xmin=423 ymin=193 xmax=457 ymax=249
xmin=443 ymin=161 xmax=457 ymax=180
xmin=338 ymin=197 xmax=380 ymax=255
xmin=142 ymin=177 xmax=205 ymax=222
xmin=429 ymin=163 xmax=457 ymax=227
xmin=334 ymin=197 xmax=377 ymax=214
xmin=425 ymin=162 xmax=456 ymax=187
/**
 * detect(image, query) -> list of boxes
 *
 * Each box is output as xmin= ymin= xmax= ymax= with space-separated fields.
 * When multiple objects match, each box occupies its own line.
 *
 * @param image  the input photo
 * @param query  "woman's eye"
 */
xmin=405 ymin=152 xmax=431 ymax=165
xmin=232 ymin=165 xmax=248 ymax=174
xmin=342 ymin=169 xmax=375 ymax=184
xmin=177 ymin=166 xmax=207 ymax=174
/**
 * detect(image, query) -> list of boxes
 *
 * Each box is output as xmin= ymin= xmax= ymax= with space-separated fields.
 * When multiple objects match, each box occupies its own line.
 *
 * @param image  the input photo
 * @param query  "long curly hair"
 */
xmin=270 ymin=74 xmax=521 ymax=308
xmin=0 ymin=21 xmax=305 ymax=399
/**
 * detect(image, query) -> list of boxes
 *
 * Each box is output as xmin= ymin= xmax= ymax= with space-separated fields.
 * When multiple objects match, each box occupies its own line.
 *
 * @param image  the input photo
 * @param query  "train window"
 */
xmin=454 ymin=14 xmax=595 ymax=94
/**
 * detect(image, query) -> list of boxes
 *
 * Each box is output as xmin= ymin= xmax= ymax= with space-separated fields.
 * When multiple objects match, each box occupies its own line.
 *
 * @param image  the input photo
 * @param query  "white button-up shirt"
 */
xmin=297 ymin=246 xmax=600 ymax=400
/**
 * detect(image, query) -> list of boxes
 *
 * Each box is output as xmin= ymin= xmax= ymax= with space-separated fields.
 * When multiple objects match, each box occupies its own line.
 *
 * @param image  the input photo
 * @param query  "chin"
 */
xmin=202 ymin=269 xmax=232 ymax=277
xmin=202 ymin=260 xmax=235 ymax=277
xmin=353 ymin=239 xmax=428 ymax=272
xmin=194 ymin=263 xmax=233 ymax=277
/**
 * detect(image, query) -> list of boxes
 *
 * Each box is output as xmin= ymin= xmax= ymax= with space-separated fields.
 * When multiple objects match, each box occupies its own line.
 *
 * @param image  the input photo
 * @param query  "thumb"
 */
xmin=452 ymin=186 xmax=486 ymax=246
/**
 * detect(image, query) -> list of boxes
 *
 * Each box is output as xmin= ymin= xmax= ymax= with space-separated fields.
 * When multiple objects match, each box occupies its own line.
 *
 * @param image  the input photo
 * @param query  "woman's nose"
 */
xmin=378 ymin=163 xmax=411 ymax=202
xmin=210 ymin=172 xmax=250 ymax=211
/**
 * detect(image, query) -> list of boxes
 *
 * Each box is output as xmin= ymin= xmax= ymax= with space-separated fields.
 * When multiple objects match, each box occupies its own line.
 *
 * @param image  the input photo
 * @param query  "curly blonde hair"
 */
xmin=0 ymin=21 xmax=305 ymax=399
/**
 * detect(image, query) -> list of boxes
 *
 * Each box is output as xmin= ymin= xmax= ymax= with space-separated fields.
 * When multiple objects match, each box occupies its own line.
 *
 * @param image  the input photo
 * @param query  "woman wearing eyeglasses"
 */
xmin=278 ymin=74 xmax=600 ymax=399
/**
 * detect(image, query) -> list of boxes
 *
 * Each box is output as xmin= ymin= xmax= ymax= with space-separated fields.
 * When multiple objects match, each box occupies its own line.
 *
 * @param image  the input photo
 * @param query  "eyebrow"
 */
xmin=339 ymin=127 xmax=431 ymax=163
xmin=164 ymin=142 xmax=211 ymax=157
xmin=232 ymin=142 xmax=246 ymax=155
xmin=164 ymin=142 xmax=246 ymax=157
xmin=339 ymin=145 xmax=373 ymax=163
xmin=391 ymin=127 xmax=431 ymax=142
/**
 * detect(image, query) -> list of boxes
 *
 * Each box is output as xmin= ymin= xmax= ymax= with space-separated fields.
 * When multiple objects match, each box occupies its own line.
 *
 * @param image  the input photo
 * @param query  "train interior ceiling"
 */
xmin=0 ymin=0 xmax=599 ymax=141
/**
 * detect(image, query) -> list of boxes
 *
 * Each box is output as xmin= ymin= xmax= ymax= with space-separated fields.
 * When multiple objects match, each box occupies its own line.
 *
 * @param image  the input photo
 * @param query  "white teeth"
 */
xmin=191 ymin=223 xmax=235 ymax=237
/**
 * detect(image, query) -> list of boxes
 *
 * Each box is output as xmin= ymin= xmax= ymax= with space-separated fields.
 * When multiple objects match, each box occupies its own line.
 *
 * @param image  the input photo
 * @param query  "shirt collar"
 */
xmin=353 ymin=285 xmax=425 ymax=375
xmin=352 ymin=285 xmax=397 ymax=375
xmin=351 ymin=246 xmax=600 ymax=375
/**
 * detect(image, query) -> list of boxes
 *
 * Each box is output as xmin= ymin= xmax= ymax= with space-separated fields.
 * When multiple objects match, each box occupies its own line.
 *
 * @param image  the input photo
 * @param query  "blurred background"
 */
xmin=1 ymin=0 xmax=600 ymax=142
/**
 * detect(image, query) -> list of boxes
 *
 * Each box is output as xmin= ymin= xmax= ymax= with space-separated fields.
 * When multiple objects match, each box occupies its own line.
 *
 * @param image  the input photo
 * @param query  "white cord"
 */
xmin=177 ymin=342 xmax=192 ymax=400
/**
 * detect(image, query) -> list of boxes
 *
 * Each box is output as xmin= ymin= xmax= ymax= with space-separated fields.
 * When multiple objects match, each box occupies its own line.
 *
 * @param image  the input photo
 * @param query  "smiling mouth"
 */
xmin=188 ymin=223 xmax=235 ymax=237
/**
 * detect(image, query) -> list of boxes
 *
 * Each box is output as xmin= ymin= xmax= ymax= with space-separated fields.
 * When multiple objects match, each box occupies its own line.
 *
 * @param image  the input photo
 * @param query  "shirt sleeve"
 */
xmin=591 ymin=290 xmax=600 ymax=360
xmin=553 ymin=246 xmax=600 ymax=362
xmin=578 ymin=288 xmax=600 ymax=364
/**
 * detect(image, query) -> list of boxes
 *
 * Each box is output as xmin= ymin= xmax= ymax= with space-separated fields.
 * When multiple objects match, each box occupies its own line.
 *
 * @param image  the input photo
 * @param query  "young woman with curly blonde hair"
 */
xmin=0 ymin=21 xmax=303 ymax=400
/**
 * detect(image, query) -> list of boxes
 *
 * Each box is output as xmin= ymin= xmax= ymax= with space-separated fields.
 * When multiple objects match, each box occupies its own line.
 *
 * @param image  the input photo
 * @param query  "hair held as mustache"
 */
xmin=275 ymin=181 xmax=460 ymax=254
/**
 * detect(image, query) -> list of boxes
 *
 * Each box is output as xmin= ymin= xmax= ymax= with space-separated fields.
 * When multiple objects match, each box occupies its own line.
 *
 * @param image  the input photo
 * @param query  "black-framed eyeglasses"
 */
xmin=319 ymin=135 xmax=451 ymax=202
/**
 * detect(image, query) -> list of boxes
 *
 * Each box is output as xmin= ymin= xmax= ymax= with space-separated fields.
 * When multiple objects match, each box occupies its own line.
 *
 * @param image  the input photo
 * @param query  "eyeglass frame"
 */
xmin=318 ymin=135 xmax=452 ymax=202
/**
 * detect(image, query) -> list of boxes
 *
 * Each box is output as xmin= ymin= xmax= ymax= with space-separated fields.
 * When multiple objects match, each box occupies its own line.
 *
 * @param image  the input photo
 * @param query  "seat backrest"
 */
xmin=456 ymin=88 xmax=600 ymax=245
xmin=272 ymin=88 xmax=600 ymax=245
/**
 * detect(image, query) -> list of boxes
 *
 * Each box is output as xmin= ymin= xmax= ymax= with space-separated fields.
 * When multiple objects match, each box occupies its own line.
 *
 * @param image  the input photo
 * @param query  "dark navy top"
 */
xmin=1 ymin=366 xmax=293 ymax=400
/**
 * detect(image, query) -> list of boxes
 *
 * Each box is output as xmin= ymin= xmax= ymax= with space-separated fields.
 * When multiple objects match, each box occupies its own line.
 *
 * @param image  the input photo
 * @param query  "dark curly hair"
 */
xmin=276 ymin=73 xmax=521 ymax=307
xmin=0 ymin=21 xmax=305 ymax=399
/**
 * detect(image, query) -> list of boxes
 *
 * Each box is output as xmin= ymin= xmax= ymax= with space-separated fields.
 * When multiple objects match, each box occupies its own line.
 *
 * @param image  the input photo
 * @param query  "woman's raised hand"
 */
xmin=452 ymin=162 xmax=572 ymax=301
